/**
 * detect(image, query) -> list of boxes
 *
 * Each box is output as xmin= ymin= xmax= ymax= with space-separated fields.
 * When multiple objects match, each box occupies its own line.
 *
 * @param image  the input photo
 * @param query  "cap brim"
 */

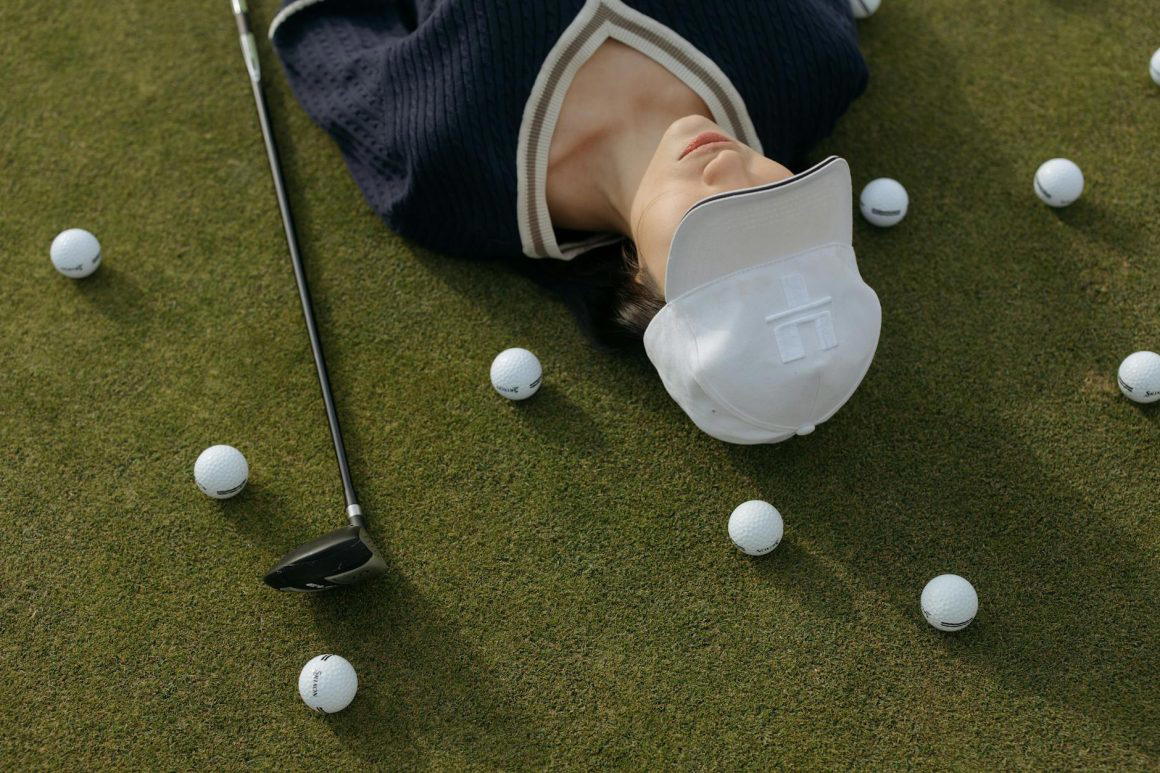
xmin=664 ymin=156 xmax=853 ymax=300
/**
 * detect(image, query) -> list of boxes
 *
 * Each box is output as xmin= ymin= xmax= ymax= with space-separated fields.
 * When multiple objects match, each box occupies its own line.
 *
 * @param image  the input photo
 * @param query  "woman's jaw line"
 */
xmin=592 ymin=115 xmax=714 ymax=222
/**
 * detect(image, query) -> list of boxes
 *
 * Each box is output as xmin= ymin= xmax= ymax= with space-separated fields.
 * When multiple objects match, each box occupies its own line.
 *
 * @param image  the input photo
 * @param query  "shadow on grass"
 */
xmin=1132 ymin=400 xmax=1158 ymax=425
xmin=733 ymin=409 xmax=1157 ymax=750
xmin=1048 ymin=198 xmax=1151 ymax=256
xmin=74 ymin=265 xmax=150 ymax=325
xmin=411 ymin=244 xmax=676 ymax=433
xmin=728 ymin=4 xmax=1157 ymax=754
xmin=752 ymin=538 xmax=856 ymax=620
xmin=1044 ymin=0 xmax=1114 ymax=16
xmin=505 ymin=383 xmax=608 ymax=452
xmin=305 ymin=569 xmax=548 ymax=768
xmin=217 ymin=480 xmax=303 ymax=555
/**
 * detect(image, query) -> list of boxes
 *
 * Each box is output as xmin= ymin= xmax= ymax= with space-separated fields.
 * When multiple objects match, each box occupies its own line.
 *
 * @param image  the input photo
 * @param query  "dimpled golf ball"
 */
xmin=1150 ymin=48 xmax=1160 ymax=86
xmin=1034 ymin=158 xmax=1084 ymax=208
xmin=920 ymin=574 xmax=978 ymax=632
xmin=490 ymin=347 xmax=542 ymax=401
xmin=859 ymin=178 xmax=908 ymax=227
xmin=298 ymin=654 xmax=358 ymax=713
xmin=50 ymin=228 xmax=102 ymax=278
xmin=850 ymin=0 xmax=880 ymax=19
xmin=1117 ymin=350 xmax=1160 ymax=404
xmin=727 ymin=500 xmax=784 ymax=556
xmin=193 ymin=444 xmax=249 ymax=499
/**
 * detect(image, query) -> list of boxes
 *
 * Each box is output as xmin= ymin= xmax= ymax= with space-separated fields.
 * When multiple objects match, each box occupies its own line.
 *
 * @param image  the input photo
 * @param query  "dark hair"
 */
xmin=506 ymin=239 xmax=665 ymax=353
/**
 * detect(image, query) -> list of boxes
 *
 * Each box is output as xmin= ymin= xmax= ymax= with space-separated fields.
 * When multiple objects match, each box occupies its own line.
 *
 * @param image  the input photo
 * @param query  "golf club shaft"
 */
xmin=232 ymin=0 xmax=363 ymax=527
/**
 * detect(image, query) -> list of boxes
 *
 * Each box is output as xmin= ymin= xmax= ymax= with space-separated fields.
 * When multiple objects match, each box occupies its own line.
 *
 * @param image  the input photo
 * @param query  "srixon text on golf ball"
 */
xmin=1117 ymin=351 xmax=1160 ymax=404
xmin=490 ymin=347 xmax=543 ymax=401
xmin=298 ymin=654 xmax=358 ymax=713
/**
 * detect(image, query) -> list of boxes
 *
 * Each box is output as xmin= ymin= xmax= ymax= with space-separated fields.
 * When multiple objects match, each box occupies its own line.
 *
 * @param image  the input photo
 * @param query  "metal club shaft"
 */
xmin=231 ymin=0 xmax=363 ymax=527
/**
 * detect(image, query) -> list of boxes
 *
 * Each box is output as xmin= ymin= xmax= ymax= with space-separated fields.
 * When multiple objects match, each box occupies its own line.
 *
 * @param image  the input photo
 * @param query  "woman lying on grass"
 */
xmin=270 ymin=0 xmax=881 ymax=443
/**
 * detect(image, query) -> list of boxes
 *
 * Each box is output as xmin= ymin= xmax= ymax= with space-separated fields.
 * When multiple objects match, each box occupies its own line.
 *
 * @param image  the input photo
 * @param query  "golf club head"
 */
xmin=264 ymin=525 xmax=386 ymax=592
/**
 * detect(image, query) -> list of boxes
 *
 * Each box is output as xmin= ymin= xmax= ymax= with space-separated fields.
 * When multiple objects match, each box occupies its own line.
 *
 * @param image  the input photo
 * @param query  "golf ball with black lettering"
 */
xmin=1034 ymin=158 xmax=1084 ymax=207
xmin=920 ymin=574 xmax=978 ymax=631
xmin=850 ymin=0 xmax=880 ymax=19
xmin=490 ymin=347 xmax=542 ymax=401
xmin=728 ymin=500 xmax=784 ymax=556
xmin=193 ymin=444 xmax=249 ymax=499
xmin=1117 ymin=350 xmax=1160 ymax=404
xmin=50 ymin=228 xmax=102 ymax=278
xmin=859 ymin=178 xmax=908 ymax=227
xmin=298 ymin=654 xmax=358 ymax=713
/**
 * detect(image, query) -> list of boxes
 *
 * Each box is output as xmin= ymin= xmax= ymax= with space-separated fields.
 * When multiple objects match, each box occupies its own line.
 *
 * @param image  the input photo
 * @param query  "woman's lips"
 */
xmin=679 ymin=131 xmax=734 ymax=160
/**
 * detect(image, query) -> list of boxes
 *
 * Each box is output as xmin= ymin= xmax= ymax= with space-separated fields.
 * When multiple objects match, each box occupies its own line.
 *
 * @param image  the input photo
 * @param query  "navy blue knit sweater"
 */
xmin=270 ymin=0 xmax=867 ymax=261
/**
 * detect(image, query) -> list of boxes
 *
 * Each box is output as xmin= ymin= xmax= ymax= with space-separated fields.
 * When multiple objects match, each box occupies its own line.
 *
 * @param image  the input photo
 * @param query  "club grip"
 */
xmin=232 ymin=1 xmax=260 ymax=83
xmin=238 ymin=32 xmax=261 ymax=83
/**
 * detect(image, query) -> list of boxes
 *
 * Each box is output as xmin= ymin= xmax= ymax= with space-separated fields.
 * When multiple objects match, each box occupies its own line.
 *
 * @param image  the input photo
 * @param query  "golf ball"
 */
xmin=50 ymin=228 xmax=102 ymax=278
xmin=920 ymin=574 xmax=978 ymax=632
xmin=1034 ymin=158 xmax=1084 ymax=208
xmin=1117 ymin=350 xmax=1160 ymax=404
xmin=727 ymin=500 xmax=784 ymax=556
xmin=850 ymin=0 xmax=880 ymax=19
xmin=193 ymin=444 xmax=249 ymax=499
xmin=298 ymin=654 xmax=358 ymax=713
xmin=1150 ymin=48 xmax=1160 ymax=86
xmin=490 ymin=347 xmax=542 ymax=401
xmin=859 ymin=178 xmax=908 ymax=227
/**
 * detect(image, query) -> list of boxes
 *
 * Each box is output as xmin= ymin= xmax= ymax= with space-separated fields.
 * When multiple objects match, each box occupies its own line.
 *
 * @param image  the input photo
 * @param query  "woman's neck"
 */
xmin=545 ymin=39 xmax=712 ymax=239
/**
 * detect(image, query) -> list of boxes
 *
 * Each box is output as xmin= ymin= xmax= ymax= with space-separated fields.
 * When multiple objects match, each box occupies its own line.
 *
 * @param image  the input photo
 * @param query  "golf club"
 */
xmin=231 ymin=0 xmax=387 ymax=592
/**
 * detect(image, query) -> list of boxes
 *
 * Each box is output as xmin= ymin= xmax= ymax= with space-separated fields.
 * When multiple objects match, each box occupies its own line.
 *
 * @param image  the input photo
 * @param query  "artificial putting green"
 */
xmin=1 ymin=0 xmax=1157 ymax=768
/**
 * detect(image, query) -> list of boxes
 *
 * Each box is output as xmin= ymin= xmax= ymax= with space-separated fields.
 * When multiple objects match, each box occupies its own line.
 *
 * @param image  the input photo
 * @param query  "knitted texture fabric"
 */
xmin=271 ymin=0 xmax=867 ymax=261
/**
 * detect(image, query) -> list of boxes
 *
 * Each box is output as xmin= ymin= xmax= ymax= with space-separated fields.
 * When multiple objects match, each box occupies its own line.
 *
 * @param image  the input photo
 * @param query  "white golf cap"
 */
xmin=643 ymin=156 xmax=881 ymax=444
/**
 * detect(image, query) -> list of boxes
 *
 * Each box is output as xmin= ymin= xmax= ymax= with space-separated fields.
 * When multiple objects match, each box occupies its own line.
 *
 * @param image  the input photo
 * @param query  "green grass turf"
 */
xmin=2 ymin=0 xmax=1157 ymax=768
